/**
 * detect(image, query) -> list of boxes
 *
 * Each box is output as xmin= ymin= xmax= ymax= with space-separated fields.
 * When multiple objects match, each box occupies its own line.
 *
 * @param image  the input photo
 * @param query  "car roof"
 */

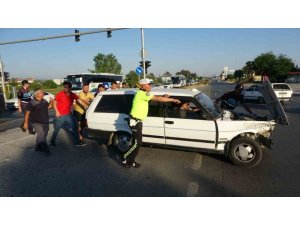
xmin=100 ymin=88 xmax=201 ymax=97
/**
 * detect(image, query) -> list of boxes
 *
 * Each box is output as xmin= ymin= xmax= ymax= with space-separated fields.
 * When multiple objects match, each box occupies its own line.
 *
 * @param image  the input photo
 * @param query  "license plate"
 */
xmin=279 ymin=92 xmax=287 ymax=95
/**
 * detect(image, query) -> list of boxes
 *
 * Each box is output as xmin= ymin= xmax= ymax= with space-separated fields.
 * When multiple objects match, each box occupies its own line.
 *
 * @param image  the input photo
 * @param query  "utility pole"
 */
xmin=141 ymin=28 xmax=146 ymax=79
xmin=0 ymin=58 xmax=7 ymax=102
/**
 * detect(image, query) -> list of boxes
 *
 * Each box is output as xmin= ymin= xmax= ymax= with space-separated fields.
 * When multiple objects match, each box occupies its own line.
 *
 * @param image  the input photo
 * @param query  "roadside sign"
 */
xmin=135 ymin=66 xmax=143 ymax=75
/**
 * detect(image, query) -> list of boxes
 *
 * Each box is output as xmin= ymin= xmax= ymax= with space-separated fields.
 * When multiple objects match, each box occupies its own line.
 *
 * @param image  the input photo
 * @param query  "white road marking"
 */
xmin=0 ymin=118 xmax=22 ymax=126
xmin=0 ymin=135 xmax=34 ymax=147
xmin=186 ymin=182 xmax=199 ymax=197
xmin=192 ymin=153 xmax=203 ymax=170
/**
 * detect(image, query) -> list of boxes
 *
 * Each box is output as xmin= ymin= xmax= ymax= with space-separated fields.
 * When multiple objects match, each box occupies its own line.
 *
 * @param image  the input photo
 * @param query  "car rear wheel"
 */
xmin=228 ymin=137 xmax=262 ymax=167
xmin=112 ymin=132 xmax=132 ymax=154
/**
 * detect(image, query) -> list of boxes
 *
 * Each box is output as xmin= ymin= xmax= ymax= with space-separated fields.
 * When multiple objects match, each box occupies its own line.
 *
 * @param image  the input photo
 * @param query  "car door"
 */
xmin=164 ymin=97 xmax=216 ymax=150
xmin=142 ymin=100 xmax=166 ymax=145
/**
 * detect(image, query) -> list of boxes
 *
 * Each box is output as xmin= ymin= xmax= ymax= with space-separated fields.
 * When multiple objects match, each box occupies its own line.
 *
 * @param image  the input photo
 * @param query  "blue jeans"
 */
xmin=50 ymin=114 xmax=80 ymax=145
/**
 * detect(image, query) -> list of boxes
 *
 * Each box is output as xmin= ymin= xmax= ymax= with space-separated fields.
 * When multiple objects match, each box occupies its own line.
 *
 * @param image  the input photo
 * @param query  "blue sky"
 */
xmin=0 ymin=28 xmax=300 ymax=80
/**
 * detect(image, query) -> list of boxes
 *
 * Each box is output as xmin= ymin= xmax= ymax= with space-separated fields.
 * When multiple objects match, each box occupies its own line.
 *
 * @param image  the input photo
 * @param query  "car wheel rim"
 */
xmin=117 ymin=135 xmax=131 ymax=152
xmin=233 ymin=143 xmax=256 ymax=162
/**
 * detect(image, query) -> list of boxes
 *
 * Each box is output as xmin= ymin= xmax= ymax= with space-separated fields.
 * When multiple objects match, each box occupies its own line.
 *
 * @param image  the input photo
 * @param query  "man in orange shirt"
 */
xmin=73 ymin=83 xmax=94 ymax=142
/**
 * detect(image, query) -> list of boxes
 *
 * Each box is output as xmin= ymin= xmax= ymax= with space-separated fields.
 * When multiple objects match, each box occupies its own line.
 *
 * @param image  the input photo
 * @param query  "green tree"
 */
xmin=30 ymin=81 xmax=42 ymax=90
xmin=252 ymin=52 xmax=295 ymax=82
xmin=234 ymin=70 xmax=244 ymax=80
xmin=8 ymin=78 xmax=18 ymax=86
xmin=176 ymin=69 xmax=191 ymax=78
xmin=146 ymin=73 xmax=156 ymax=82
xmin=42 ymin=80 xmax=58 ymax=89
xmin=125 ymin=71 xmax=139 ymax=88
xmin=176 ymin=69 xmax=197 ymax=80
xmin=253 ymin=52 xmax=277 ymax=77
xmin=242 ymin=61 xmax=255 ymax=80
xmin=274 ymin=54 xmax=295 ymax=82
xmin=89 ymin=53 xmax=122 ymax=74
xmin=162 ymin=71 xmax=172 ymax=77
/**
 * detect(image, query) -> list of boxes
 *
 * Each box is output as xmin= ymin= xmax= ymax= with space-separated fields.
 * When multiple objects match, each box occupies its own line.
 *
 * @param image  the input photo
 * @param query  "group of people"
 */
xmin=18 ymin=78 xmax=255 ymax=168
xmin=19 ymin=80 xmax=129 ymax=157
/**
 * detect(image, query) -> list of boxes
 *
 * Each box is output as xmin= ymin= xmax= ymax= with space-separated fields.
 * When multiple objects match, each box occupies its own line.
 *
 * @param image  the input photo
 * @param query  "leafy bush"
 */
xmin=42 ymin=80 xmax=58 ymax=89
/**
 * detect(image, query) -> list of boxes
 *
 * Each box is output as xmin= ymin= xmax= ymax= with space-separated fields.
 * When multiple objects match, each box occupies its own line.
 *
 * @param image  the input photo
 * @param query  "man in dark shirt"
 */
xmin=18 ymin=80 xmax=35 ymax=134
xmin=216 ymin=83 xmax=252 ymax=114
xmin=23 ymin=88 xmax=53 ymax=155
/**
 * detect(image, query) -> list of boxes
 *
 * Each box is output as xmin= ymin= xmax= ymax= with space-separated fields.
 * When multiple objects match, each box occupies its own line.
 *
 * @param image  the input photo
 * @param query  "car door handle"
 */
xmin=165 ymin=121 xmax=174 ymax=124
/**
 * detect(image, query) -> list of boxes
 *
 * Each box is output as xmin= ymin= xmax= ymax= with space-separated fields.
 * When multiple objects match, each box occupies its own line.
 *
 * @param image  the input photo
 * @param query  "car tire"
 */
xmin=228 ymin=137 xmax=262 ymax=167
xmin=112 ymin=131 xmax=132 ymax=154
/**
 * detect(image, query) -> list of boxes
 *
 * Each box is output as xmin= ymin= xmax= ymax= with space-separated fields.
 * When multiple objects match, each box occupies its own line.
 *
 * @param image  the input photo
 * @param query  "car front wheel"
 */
xmin=228 ymin=137 xmax=262 ymax=167
xmin=112 ymin=132 xmax=132 ymax=154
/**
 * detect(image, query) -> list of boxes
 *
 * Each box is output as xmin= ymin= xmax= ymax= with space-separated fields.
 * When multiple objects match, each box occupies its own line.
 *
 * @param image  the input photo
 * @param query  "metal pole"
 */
xmin=0 ymin=59 xmax=7 ymax=102
xmin=141 ymin=28 xmax=146 ymax=79
xmin=0 ymin=28 xmax=128 ymax=46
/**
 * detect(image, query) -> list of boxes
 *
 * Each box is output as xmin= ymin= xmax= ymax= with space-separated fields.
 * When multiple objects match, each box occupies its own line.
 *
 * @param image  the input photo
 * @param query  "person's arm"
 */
xmin=53 ymin=100 xmax=61 ymax=118
xmin=48 ymin=98 xmax=53 ymax=109
xmin=23 ymin=111 xmax=30 ymax=130
xmin=151 ymin=95 xmax=181 ymax=104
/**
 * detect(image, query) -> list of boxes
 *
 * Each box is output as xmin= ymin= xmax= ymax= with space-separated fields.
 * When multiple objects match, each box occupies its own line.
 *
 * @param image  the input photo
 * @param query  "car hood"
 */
xmin=260 ymin=80 xmax=289 ymax=125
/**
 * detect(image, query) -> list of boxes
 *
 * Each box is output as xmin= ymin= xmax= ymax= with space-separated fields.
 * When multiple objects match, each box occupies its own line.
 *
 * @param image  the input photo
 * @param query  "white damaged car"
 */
xmin=86 ymin=81 xmax=288 ymax=167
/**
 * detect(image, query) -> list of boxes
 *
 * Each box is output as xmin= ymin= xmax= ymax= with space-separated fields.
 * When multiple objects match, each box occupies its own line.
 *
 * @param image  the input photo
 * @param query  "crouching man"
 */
xmin=23 ymin=88 xmax=53 ymax=155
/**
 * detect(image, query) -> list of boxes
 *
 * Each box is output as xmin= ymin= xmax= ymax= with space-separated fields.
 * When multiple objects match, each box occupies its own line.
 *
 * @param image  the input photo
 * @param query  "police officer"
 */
xmin=120 ymin=78 xmax=181 ymax=168
xmin=18 ymin=80 xmax=35 ymax=134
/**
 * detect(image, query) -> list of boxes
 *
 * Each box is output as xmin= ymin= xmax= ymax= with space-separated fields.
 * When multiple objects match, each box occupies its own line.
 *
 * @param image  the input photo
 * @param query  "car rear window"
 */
xmin=94 ymin=95 xmax=134 ymax=114
xmin=273 ymin=84 xmax=291 ymax=90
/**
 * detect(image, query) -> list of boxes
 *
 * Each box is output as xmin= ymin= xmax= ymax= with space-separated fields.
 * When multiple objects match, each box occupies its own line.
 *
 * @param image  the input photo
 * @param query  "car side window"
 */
xmin=148 ymin=100 xmax=165 ymax=117
xmin=166 ymin=97 xmax=211 ymax=120
xmin=94 ymin=95 xmax=134 ymax=114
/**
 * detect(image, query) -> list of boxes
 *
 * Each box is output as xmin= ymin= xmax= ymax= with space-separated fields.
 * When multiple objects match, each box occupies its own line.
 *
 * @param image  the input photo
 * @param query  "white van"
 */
xmin=86 ymin=81 xmax=288 ymax=167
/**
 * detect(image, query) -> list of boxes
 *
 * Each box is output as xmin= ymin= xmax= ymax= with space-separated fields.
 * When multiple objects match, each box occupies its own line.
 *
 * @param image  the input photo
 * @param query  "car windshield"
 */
xmin=195 ymin=92 xmax=221 ymax=118
xmin=273 ymin=84 xmax=290 ymax=90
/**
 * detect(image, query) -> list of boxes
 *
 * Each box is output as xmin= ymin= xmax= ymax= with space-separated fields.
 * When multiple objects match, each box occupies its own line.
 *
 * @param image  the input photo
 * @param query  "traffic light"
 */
xmin=4 ymin=72 xmax=9 ymax=82
xmin=75 ymin=29 xmax=80 ymax=42
xmin=145 ymin=60 xmax=151 ymax=74
xmin=139 ymin=61 xmax=151 ymax=74
xmin=107 ymin=30 xmax=112 ymax=38
xmin=139 ymin=61 xmax=143 ymax=68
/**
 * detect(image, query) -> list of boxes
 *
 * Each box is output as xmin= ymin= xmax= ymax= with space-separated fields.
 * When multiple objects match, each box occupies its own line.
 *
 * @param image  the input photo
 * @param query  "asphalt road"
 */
xmin=1 ymin=82 xmax=300 ymax=196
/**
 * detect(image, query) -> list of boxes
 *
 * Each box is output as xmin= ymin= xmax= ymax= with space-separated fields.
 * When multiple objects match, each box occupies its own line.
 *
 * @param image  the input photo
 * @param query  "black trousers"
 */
xmin=21 ymin=102 xmax=33 ymax=132
xmin=123 ymin=121 xmax=143 ymax=163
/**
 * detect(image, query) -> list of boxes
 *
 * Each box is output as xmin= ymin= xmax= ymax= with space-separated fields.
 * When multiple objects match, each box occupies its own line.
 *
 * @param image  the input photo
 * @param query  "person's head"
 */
xmin=111 ymin=81 xmax=118 ymax=89
xmin=234 ymin=83 xmax=244 ymax=94
xmin=97 ymin=84 xmax=105 ymax=92
xmin=116 ymin=81 xmax=121 ymax=88
xmin=139 ymin=78 xmax=152 ymax=92
xmin=122 ymin=82 xmax=127 ymax=88
xmin=33 ymin=88 xmax=44 ymax=100
xmin=82 ymin=83 xmax=89 ymax=93
xmin=22 ymin=80 xmax=29 ymax=89
xmin=63 ymin=81 xmax=72 ymax=93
